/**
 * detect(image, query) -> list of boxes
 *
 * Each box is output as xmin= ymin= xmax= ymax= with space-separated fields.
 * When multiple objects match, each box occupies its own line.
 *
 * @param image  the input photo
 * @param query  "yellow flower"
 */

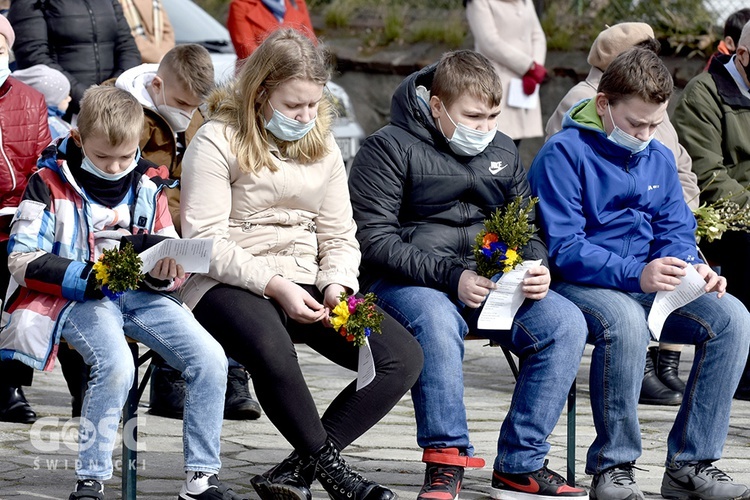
xmin=92 ymin=261 xmax=109 ymax=285
xmin=502 ymin=248 xmax=519 ymax=273
xmin=330 ymin=300 xmax=350 ymax=331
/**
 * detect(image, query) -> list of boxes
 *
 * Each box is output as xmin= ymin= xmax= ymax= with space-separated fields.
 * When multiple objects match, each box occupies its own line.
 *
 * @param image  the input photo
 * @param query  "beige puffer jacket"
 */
xmin=178 ymin=120 xmax=360 ymax=309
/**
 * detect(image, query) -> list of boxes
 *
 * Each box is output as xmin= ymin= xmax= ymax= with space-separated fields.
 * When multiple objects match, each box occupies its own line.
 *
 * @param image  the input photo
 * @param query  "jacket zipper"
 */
xmin=82 ymin=0 xmax=102 ymax=82
xmin=0 ymin=126 xmax=18 ymax=193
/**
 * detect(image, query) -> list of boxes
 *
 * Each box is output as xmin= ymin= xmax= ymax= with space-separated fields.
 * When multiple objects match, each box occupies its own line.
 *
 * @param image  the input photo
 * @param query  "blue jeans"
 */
xmin=552 ymin=282 xmax=750 ymax=475
xmin=368 ymin=279 xmax=587 ymax=473
xmin=60 ymin=290 xmax=228 ymax=480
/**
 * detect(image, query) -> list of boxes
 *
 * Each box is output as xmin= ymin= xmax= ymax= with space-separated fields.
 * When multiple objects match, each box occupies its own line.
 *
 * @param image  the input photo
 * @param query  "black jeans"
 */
xmin=192 ymin=283 xmax=423 ymax=456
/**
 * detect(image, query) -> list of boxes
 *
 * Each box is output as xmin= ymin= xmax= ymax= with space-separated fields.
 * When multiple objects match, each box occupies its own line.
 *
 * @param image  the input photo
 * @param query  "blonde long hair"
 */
xmin=207 ymin=28 xmax=334 ymax=174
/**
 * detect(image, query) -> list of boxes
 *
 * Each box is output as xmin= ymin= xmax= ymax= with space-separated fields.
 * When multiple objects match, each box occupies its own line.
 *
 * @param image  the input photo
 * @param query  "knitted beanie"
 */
xmin=0 ymin=14 xmax=14 ymax=48
xmin=12 ymin=64 xmax=71 ymax=107
xmin=587 ymin=22 xmax=655 ymax=71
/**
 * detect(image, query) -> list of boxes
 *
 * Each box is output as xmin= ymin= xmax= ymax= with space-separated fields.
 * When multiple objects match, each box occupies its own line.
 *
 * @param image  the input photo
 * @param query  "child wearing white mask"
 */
xmin=113 ymin=43 xmax=213 ymax=232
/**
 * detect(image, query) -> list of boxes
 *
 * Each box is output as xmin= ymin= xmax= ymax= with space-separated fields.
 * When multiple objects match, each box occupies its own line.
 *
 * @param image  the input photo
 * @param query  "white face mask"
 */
xmin=0 ymin=56 xmax=10 ymax=87
xmin=264 ymin=103 xmax=316 ymax=142
xmin=606 ymin=104 xmax=653 ymax=153
xmin=81 ymin=147 xmax=140 ymax=181
xmin=438 ymin=105 xmax=497 ymax=157
xmin=156 ymin=82 xmax=195 ymax=133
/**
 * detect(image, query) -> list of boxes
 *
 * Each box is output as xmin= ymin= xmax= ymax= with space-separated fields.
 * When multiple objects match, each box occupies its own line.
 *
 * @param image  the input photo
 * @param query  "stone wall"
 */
xmin=329 ymin=45 xmax=708 ymax=167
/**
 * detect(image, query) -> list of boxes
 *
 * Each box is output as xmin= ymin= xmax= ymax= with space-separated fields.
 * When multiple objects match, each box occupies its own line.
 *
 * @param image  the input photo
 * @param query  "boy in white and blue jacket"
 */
xmin=529 ymin=47 xmax=750 ymax=500
xmin=0 ymin=86 xmax=246 ymax=500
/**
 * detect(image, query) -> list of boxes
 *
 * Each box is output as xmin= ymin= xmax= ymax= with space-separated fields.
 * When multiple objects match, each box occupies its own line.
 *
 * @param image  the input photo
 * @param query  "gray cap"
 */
xmin=12 ymin=64 xmax=71 ymax=107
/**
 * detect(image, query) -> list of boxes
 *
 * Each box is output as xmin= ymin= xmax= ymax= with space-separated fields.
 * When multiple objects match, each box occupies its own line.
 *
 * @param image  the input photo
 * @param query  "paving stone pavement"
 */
xmin=1 ymin=342 xmax=749 ymax=499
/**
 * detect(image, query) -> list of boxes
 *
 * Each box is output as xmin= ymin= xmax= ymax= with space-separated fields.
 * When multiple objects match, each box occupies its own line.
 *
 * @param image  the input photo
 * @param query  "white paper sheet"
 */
xmin=476 ymin=259 xmax=543 ymax=330
xmin=647 ymin=265 xmax=707 ymax=341
xmin=138 ymin=238 xmax=213 ymax=274
xmin=507 ymin=78 xmax=540 ymax=110
xmin=356 ymin=338 xmax=376 ymax=391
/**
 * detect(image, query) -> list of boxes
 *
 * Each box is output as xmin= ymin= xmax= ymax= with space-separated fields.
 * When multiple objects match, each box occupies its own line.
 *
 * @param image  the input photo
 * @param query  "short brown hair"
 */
xmin=77 ymin=86 xmax=144 ymax=146
xmin=598 ymin=47 xmax=673 ymax=106
xmin=431 ymin=50 xmax=502 ymax=108
xmin=159 ymin=44 xmax=215 ymax=100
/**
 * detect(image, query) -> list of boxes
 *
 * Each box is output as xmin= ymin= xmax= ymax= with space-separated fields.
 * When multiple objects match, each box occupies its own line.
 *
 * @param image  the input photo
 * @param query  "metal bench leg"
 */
xmin=566 ymin=379 xmax=576 ymax=486
xmin=122 ymin=343 xmax=140 ymax=500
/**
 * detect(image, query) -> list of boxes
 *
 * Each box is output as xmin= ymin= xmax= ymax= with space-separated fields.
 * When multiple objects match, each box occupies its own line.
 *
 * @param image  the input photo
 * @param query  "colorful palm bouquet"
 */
xmin=473 ymin=196 xmax=538 ymax=278
xmin=91 ymin=242 xmax=144 ymax=300
xmin=330 ymin=292 xmax=384 ymax=347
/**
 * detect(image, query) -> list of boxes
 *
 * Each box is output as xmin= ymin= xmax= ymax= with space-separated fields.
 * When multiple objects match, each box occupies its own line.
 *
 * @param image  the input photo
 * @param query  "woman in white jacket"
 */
xmin=466 ymin=0 xmax=547 ymax=143
xmin=179 ymin=28 xmax=423 ymax=500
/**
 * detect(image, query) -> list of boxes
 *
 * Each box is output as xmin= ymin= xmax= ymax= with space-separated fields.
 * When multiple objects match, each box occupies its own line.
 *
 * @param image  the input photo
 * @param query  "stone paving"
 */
xmin=1 ymin=342 xmax=749 ymax=499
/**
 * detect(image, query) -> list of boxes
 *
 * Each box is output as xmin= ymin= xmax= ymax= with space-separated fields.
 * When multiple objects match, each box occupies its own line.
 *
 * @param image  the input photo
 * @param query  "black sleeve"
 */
xmin=349 ymin=131 xmax=467 ymax=297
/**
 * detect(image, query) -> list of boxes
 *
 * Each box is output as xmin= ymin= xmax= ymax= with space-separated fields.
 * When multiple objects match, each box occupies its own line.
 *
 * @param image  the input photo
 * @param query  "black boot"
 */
xmin=224 ymin=366 xmax=262 ymax=420
xmin=0 ymin=384 xmax=37 ymax=423
xmin=639 ymin=348 xmax=682 ymax=406
xmin=148 ymin=356 xmax=185 ymax=419
xmin=310 ymin=439 xmax=397 ymax=500
xmin=656 ymin=347 xmax=686 ymax=394
xmin=251 ymin=451 xmax=313 ymax=500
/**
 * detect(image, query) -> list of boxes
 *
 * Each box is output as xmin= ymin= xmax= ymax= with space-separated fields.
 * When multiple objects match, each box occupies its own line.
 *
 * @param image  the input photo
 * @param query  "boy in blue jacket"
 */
xmin=529 ymin=47 xmax=750 ymax=500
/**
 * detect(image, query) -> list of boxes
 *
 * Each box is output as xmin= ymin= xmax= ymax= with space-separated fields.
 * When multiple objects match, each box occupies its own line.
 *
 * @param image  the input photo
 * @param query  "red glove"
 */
xmin=522 ymin=62 xmax=547 ymax=95
xmin=522 ymin=74 xmax=538 ymax=95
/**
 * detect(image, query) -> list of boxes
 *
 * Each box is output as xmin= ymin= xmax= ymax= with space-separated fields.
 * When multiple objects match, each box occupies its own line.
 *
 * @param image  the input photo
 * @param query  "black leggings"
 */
xmin=192 ymin=283 xmax=423 ymax=455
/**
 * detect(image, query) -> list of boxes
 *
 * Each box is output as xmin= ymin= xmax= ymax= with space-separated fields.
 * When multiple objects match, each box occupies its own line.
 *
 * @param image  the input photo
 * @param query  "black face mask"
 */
xmin=738 ymin=49 xmax=750 ymax=79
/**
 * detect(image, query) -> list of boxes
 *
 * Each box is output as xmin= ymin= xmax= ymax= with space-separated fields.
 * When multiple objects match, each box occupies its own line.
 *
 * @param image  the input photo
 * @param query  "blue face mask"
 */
xmin=438 ymin=104 xmax=497 ymax=157
xmin=81 ymin=147 xmax=140 ymax=181
xmin=264 ymin=103 xmax=316 ymax=142
xmin=607 ymin=104 xmax=653 ymax=153
xmin=0 ymin=56 xmax=10 ymax=88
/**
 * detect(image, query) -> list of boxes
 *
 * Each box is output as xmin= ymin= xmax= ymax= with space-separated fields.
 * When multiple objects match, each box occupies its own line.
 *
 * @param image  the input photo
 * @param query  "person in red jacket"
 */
xmin=0 ymin=14 xmax=52 ymax=423
xmin=227 ymin=0 xmax=314 ymax=61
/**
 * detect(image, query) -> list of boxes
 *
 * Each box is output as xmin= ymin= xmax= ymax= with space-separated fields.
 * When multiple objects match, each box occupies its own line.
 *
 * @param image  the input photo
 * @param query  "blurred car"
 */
xmin=160 ymin=0 xmax=365 ymax=169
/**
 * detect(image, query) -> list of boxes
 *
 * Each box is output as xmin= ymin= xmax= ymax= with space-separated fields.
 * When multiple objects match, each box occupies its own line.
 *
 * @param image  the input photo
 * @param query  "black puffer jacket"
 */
xmin=349 ymin=63 xmax=547 ymax=298
xmin=8 ymin=0 xmax=141 ymax=112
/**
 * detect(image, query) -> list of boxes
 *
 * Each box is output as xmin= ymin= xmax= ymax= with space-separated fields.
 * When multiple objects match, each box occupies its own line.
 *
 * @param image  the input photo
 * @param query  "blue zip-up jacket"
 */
xmin=528 ymin=99 xmax=700 ymax=292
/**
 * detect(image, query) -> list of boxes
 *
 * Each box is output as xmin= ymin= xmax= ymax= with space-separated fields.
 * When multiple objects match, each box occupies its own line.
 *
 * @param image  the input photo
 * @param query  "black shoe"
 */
xmin=178 ymin=473 xmax=249 ymax=499
xmin=655 ymin=347 xmax=686 ymax=394
xmin=224 ymin=366 xmax=262 ymax=420
xmin=491 ymin=460 xmax=586 ymax=498
xmin=0 ymin=385 xmax=37 ymax=423
xmin=639 ymin=349 xmax=681 ymax=406
xmin=418 ymin=462 xmax=463 ymax=500
xmin=148 ymin=363 xmax=185 ymax=419
xmin=69 ymin=479 xmax=104 ymax=499
xmin=311 ymin=439 xmax=397 ymax=500
xmin=251 ymin=451 xmax=313 ymax=500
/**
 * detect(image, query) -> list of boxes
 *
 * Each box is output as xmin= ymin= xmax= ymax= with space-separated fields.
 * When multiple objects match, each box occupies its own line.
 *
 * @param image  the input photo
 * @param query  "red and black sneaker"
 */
xmin=418 ymin=463 xmax=464 ymax=500
xmin=490 ymin=461 xmax=586 ymax=500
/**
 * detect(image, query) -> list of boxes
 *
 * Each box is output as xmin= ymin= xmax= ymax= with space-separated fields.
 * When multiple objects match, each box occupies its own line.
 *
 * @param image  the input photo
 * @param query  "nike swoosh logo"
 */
xmin=668 ymin=473 xmax=698 ymax=491
xmin=495 ymin=474 xmax=540 ymax=493
xmin=488 ymin=164 xmax=507 ymax=174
